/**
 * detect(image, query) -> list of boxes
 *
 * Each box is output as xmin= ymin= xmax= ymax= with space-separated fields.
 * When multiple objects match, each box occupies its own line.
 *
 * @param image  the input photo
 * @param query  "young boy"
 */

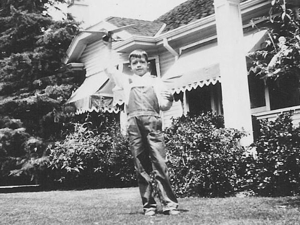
xmin=106 ymin=49 xmax=179 ymax=216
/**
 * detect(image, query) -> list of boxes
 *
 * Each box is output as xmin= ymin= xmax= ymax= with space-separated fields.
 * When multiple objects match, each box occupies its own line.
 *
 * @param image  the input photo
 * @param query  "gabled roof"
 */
xmin=65 ymin=17 xmax=165 ymax=63
xmin=156 ymin=0 xmax=249 ymax=32
xmin=106 ymin=17 xmax=165 ymax=37
xmin=66 ymin=0 xmax=269 ymax=63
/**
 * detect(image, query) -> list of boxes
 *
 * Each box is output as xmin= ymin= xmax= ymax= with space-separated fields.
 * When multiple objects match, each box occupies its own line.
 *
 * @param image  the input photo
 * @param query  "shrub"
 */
xmin=0 ymin=126 xmax=48 ymax=185
xmin=45 ymin=117 xmax=136 ymax=189
xmin=164 ymin=112 xmax=247 ymax=197
xmin=244 ymin=112 xmax=300 ymax=196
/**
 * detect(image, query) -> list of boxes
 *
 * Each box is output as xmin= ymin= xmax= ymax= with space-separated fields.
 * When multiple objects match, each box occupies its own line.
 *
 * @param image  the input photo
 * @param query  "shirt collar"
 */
xmin=132 ymin=72 xmax=151 ymax=79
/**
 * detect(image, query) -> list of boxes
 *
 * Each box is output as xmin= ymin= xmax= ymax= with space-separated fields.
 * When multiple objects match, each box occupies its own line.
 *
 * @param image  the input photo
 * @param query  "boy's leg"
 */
xmin=144 ymin=116 xmax=178 ymax=212
xmin=135 ymin=152 xmax=157 ymax=213
xmin=128 ymin=117 xmax=157 ymax=214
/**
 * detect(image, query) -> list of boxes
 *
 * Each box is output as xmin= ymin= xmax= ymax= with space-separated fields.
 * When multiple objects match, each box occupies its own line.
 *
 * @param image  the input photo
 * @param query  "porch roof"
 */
xmin=66 ymin=72 xmax=121 ymax=114
xmin=164 ymin=29 xmax=268 ymax=94
xmin=67 ymin=72 xmax=110 ymax=104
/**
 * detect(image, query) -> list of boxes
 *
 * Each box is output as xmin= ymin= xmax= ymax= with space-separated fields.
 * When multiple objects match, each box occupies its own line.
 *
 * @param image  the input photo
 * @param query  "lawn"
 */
xmin=1 ymin=187 xmax=300 ymax=225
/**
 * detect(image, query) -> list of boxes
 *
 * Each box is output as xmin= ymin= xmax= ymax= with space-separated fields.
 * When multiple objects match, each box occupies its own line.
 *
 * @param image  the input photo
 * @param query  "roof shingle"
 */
xmin=156 ymin=0 xmax=249 ymax=32
xmin=106 ymin=17 xmax=165 ymax=37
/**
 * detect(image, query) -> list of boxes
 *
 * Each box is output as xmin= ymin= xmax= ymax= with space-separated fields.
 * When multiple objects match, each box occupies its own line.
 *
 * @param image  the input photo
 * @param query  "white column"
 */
xmin=214 ymin=0 xmax=253 ymax=144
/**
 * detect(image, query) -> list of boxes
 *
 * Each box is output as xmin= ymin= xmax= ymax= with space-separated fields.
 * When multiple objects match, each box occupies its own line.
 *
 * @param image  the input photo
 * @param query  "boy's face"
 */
xmin=130 ymin=56 xmax=148 ymax=76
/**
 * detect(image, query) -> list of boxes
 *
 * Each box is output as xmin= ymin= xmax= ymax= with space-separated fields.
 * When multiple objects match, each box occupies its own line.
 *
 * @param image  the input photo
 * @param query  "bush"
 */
xmin=244 ymin=112 xmax=300 ymax=196
xmin=45 ymin=116 xmax=136 ymax=189
xmin=0 ymin=125 xmax=48 ymax=185
xmin=164 ymin=112 xmax=247 ymax=197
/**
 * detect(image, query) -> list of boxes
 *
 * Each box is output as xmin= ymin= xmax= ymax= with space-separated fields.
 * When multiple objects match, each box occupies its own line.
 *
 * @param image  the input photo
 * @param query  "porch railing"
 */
xmin=252 ymin=105 xmax=300 ymax=127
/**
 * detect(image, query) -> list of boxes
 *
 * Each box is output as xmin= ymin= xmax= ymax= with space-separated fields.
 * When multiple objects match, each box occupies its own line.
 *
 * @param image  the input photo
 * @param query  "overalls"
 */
xmin=126 ymin=84 xmax=178 ymax=213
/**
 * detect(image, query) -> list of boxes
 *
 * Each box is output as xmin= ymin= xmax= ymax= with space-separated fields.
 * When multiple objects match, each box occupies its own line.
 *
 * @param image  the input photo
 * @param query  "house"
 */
xmin=65 ymin=0 xmax=300 ymax=140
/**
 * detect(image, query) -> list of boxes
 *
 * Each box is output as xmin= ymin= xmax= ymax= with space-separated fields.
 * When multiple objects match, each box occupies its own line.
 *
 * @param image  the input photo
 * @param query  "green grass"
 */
xmin=1 ymin=187 xmax=300 ymax=225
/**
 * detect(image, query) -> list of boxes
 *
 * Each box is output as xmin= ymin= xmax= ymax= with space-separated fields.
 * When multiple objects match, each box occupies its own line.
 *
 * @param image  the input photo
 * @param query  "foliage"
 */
xmin=243 ymin=112 xmax=300 ymax=196
xmin=0 ymin=118 xmax=48 ymax=185
xmin=0 ymin=0 xmax=66 ymax=15
xmin=244 ymin=0 xmax=300 ymax=196
xmin=164 ymin=112 xmax=247 ymax=197
xmin=0 ymin=0 xmax=84 ymax=186
xmin=248 ymin=0 xmax=300 ymax=107
xmin=249 ymin=0 xmax=300 ymax=77
xmin=44 ymin=113 xmax=136 ymax=189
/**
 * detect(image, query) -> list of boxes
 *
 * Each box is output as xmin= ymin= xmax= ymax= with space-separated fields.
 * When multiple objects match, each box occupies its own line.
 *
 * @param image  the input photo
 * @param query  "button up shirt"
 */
xmin=106 ymin=69 xmax=173 ymax=112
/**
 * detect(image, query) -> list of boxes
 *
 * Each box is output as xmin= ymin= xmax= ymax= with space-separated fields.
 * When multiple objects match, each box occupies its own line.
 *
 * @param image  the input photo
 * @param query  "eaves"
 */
xmin=114 ymin=0 xmax=271 ymax=53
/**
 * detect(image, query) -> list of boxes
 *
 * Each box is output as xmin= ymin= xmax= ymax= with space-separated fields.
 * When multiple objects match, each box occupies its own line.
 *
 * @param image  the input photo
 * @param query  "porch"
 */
xmin=253 ymin=105 xmax=300 ymax=127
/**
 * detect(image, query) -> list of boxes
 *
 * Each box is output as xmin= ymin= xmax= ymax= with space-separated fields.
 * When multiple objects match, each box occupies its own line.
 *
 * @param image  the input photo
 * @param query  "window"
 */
xmin=186 ymin=84 xmax=222 ymax=116
xmin=268 ymin=76 xmax=300 ymax=110
xmin=248 ymin=73 xmax=300 ymax=112
xmin=248 ymin=74 xmax=266 ymax=109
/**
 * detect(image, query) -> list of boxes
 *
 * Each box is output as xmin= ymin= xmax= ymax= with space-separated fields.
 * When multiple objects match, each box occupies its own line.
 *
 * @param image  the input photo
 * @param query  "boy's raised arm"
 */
xmin=104 ymin=49 xmax=125 ymax=89
xmin=105 ymin=66 xmax=125 ymax=90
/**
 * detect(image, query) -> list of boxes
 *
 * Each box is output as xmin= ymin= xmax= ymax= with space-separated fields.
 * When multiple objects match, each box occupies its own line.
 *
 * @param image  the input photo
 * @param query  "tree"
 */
xmin=0 ymin=0 xmax=84 ymax=185
xmin=248 ymin=0 xmax=300 ymax=108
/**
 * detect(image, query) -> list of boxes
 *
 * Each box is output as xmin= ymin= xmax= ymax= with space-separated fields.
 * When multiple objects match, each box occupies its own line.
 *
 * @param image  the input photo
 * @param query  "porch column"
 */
xmin=214 ymin=0 xmax=253 ymax=144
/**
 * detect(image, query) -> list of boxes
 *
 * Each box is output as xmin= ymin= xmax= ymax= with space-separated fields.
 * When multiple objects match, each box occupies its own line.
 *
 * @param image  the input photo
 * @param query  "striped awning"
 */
xmin=67 ymin=72 xmax=109 ymax=104
xmin=67 ymin=71 xmax=122 ymax=114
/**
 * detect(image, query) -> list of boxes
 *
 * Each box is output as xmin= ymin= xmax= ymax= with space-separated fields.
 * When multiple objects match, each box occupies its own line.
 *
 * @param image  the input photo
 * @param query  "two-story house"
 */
xmin=65 ymin=0 xmax=300 ymax=140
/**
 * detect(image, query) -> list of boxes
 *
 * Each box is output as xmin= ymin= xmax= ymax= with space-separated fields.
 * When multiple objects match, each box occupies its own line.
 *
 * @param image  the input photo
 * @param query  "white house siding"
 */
xmin=159 ymin=50 xmax=177 ymax=77
xmin=80 ymin=40 xmax=110 ymax=77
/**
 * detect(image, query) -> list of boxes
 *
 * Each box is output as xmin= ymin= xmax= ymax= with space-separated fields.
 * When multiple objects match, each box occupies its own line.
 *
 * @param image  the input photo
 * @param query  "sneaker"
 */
xmin=163 ymin=209 xmax=180 ymax=215
xmin=144 ymin=210 xmax=156 ymax=216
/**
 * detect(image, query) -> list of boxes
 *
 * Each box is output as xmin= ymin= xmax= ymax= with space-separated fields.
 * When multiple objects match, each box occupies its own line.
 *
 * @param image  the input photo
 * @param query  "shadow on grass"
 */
xmin=280 ymin=196 xmax=300 ymax=208
xmin=0 ymin=184 xmax=42 ymax=193
xmin=127 ymin=208 xmax=189 ymax=215
xmin=0 ymin=183 xmax=138 ymax=194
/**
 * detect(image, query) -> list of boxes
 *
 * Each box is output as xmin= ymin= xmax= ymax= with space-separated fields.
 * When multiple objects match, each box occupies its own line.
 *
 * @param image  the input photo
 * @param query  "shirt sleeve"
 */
xmin=155 ymin=79 xmax=173 ymax=111
xmin=105 ymin=67 xmax=126 ymax=90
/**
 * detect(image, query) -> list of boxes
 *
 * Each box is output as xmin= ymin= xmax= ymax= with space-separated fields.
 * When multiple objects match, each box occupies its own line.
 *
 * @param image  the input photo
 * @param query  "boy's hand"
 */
xmin=161 ymin=90 xmax=174 ymax=102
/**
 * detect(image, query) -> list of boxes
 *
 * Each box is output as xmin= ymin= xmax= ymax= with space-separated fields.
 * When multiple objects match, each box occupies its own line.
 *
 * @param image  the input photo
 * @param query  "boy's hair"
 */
xmin=128 ymin=49 xmax=148 ymax=63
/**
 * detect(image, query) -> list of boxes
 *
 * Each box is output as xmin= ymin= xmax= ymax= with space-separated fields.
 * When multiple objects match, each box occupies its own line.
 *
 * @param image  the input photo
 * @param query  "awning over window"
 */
xmin=164 ymin=30 xmax=268 ymax=94
xmin=73 ymin=94 xmax=119 ymax=114
xmin=67 ymin=72 xmax=109 ymax=104
xmin=67 ymin=72 xmax=121 ymax=114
